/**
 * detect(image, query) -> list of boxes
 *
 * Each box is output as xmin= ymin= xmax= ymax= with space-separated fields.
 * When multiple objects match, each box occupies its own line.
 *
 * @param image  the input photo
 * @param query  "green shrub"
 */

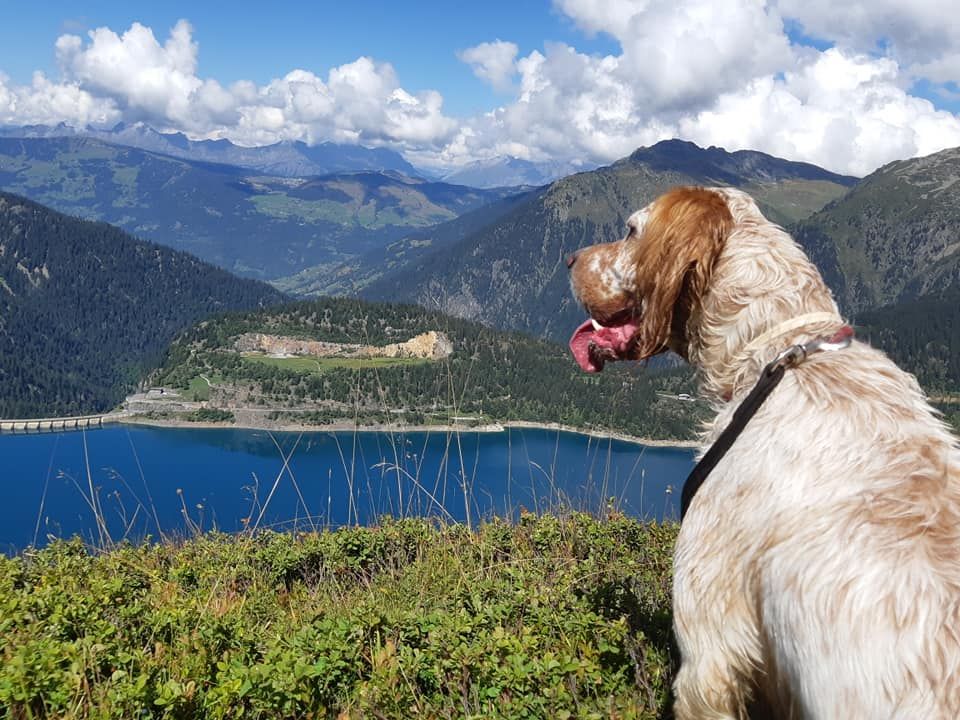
xmin=183 ymin=408 xmax=235 ymax=423
xmin=0 ymin=515 xmax=678 ymax=719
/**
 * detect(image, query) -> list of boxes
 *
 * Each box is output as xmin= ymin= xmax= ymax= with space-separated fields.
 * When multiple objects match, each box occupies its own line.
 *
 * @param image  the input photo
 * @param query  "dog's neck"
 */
xmin=684 ymin=194 xmax=842 ymax=403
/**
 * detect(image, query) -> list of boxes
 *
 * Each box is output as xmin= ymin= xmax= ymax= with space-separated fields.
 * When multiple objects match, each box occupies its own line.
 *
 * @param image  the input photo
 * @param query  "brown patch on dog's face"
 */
xmin=569 ymin=239 xmax=637 ymax=324
xmin=568 ymin=187 xmax=734 ymax=367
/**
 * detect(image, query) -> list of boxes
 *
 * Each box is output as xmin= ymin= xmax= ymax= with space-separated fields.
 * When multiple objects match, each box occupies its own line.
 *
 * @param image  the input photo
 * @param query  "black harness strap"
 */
xmin=680 ymin=325 xmax=854 ymax=521
xmin=680 ymin=361 xmax=786 ymax=520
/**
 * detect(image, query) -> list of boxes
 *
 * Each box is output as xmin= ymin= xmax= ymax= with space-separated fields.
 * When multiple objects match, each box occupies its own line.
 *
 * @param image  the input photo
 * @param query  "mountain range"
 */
xmin=0 ymin=123 xmax=594 ymax=188
xmin=794 ymin=146 xmax=960 ymax=314
xmin=356 ymin=140 xmax=959 ymax=397
xmin=0 ymin=122 xmax=419 ymax=178
xmin=0 ymin=191 xmax=286 ymax=417
xmin=439 ymin=156 xmax=595 ymax=189
xmin=0 ymin=136 xmax=514 ymax=280
xmin=3 ymin=129 xmax=959 ymax=418
xmin=361 ymin=139 xmax=858 ymax=341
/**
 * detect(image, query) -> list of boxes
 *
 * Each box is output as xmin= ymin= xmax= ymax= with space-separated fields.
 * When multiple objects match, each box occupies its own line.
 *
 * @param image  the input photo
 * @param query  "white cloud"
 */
xmin=678 ymin=50 xmax=960 ymax=176
xmin=0 ymin=71 xmax=119 ymax=128
xmin=433 ymin=0 xmax=960 ymax=175
xmin=458 ymin=40 xmax=519 ymax=91
xmin=557 ymin=0 xmax=793 ymax=112
xmin=53 ymin=20 xmax=227 ymax=132
xmin=776 ymin=0 xmax=960 ymax=84
xmin=238 ymin=60 xmax=457 ymax=148
xmin=2 ymin=6 xmax=960 ymax=177
xmin=0 ymin=20 xmax=457 ymax=150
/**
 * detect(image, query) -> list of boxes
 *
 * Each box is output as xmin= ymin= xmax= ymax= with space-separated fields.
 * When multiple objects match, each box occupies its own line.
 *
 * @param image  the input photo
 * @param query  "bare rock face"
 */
xmin=234 ymin=331 xmax=453 ymax=360
xmin=362 ymin=330 xmax=454 ymax=359
xmin=234 ymin=333 xmax=353 ymax=357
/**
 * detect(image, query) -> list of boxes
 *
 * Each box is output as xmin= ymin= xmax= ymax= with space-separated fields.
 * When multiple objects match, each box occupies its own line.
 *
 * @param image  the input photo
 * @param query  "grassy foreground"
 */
xmin=0 ymin=515 xmax=678 ymax=719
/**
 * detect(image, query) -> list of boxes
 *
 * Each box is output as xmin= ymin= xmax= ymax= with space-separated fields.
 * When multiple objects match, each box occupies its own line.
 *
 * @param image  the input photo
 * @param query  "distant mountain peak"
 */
xmin=364 ymin=141 xmax=858 ymax=342
xmin=440 ymin=155 xmax=595 ymax=189
xmin=0 ymin=122 xmax=423 ymax=179
xmin=627 ymin=139 xmax=858 ymax=186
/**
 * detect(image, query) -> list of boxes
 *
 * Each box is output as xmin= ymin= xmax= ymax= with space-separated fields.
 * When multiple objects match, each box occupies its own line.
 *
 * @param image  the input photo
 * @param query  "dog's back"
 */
xmin=674 ymin=340 xmax=960 ymax=718
xmin=566 ymin=186 xmax=960 ymax=718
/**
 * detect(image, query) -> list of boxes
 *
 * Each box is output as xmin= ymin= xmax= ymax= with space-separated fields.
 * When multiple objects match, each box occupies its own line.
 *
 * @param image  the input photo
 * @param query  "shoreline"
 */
xmin=118 ymin=414 xmax=700 ymax=449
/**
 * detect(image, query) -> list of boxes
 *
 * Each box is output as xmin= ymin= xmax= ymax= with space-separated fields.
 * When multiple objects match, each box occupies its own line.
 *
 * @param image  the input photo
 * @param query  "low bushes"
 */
xmin=0 ymin=514 xmax=678 ymax=719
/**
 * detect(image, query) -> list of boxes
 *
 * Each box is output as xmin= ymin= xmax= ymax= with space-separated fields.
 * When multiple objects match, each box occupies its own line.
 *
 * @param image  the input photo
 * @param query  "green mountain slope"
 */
xmin=0 ymin=137 xmax=510 ymax=280
xmin=273 ymin=189 xmax=538 ymax=296
xmin=794 ymin=145 xmax=960 ymax=313
xmin=361 ymin=140 xmax=856 ymax=341
xmin=153 ymin=297 xmax=706 ymax=440
xmin=0 ymin=192 xmax=287 ymax=418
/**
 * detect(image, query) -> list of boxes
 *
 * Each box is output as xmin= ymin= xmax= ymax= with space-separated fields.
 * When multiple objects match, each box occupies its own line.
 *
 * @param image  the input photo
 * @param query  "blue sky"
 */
xmin=1 ymin=0 xmax=959 ymax=176
xmin=0 ymin=0 xmax=620 ymax=116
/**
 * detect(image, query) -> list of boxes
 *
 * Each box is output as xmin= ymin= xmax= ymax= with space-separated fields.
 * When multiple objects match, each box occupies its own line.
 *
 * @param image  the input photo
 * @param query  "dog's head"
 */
xmin=568 ymin=186 xmax=733 ymax=372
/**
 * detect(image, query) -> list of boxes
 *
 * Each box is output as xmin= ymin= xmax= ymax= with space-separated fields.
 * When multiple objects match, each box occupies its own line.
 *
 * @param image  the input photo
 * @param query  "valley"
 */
xmin=1 ymin=129 xmax=958 ymax=434
xmin=0 ymin=136 xmax=516 ymax=280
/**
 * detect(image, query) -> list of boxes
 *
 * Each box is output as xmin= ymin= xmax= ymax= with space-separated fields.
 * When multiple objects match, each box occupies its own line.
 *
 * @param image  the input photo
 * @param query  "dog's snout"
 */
xmin=566 ymin=250 xmax=581 ymax=269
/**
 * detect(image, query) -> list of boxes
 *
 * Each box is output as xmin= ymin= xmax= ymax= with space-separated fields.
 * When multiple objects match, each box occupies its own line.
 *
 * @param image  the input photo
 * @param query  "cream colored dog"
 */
xmin=568 ymin=186 xmax=960 ymax=718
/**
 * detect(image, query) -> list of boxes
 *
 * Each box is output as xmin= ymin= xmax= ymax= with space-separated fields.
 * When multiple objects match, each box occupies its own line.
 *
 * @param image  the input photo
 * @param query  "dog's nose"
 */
xmin=566 ymin=250 xmax=580 ymax=269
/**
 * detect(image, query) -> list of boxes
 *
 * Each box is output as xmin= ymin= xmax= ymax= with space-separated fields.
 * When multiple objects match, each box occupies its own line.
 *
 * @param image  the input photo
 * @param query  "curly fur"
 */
xmin=568 ymin=186 xmax=960 ymax=719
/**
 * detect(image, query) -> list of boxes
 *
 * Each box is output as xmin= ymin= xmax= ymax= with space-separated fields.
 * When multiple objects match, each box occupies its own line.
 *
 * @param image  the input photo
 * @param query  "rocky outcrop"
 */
xmin=234 ymin=330 xmax=453 ymax=360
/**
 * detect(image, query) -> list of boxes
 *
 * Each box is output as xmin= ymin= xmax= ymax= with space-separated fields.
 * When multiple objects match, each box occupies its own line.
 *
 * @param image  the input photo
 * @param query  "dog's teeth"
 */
xmin=591 ymin=318 xmax=604 ymax=331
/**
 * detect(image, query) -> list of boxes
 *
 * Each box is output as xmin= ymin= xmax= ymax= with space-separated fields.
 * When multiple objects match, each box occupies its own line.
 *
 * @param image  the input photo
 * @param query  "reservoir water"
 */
xmin=0 ymin=425 xmax=696 ymax=552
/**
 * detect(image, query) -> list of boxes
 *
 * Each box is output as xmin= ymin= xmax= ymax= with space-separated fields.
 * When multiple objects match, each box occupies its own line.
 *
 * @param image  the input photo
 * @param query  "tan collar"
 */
xmin=742 ymin=311 xmax=842 ymax=355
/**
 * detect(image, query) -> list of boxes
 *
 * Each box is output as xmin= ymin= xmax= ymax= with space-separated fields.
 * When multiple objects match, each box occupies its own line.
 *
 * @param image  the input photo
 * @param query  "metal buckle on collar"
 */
xmin=770 ymin=325 xmax=854 ymax=372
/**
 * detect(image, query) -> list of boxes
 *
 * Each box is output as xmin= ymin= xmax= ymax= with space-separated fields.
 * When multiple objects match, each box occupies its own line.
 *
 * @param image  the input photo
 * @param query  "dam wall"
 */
xmin=0 ymin=414 xmax=121 ymax=434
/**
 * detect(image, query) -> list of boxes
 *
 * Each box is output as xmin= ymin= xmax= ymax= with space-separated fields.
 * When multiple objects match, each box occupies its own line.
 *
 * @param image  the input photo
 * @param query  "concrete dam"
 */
xmin=0 ymin=414 xmax=121 ymax=434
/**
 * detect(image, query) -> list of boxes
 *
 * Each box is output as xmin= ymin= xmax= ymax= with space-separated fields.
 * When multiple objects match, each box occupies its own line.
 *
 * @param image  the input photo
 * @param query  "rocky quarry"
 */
xmin=234 ymin=330 xmax=454 ymax=360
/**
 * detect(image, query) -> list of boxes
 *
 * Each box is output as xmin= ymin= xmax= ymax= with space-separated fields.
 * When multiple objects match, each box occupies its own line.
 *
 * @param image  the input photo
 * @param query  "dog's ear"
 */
xmin=632 ymin=187 xmax=733 ymax=358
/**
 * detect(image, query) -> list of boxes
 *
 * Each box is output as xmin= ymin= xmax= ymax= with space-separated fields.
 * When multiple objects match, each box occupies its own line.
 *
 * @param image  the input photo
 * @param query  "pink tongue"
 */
xmin=568 ymin=318 xmax=640 ymax=372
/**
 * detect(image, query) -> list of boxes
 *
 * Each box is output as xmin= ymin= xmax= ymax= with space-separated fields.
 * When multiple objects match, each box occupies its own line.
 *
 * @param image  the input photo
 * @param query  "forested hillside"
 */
xmin=155 ymin=297 xmax=705 ymax=440
xmin=857 ymin=288 xmax=960 ymax=393
xmin=794 ymin=145 xmax=960 ymax=313
xmin=0 ymin=193 xmax=287 ymax=418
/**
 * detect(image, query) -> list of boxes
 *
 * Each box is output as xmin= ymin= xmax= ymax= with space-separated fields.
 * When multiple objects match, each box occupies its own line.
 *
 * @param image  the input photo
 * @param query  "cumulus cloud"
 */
xmin=458 ymin=40 xmax=519 ymax=92
xmin=2 ymin=6 xmax=960 ymax=177
xmin=777 ymin=0 xmax=960 ymax=85
xmin=52 ymin=20 xmax=236 ymax=131
xmin=557 ymin=0 xmax=793 ymax=112
xmin=0 ymin=20 xmax=457 ymax=150
xmin=0 ymin=70 xmax=119 ymax=128
xmin=679 ymin=50 xmax=960 ymax=176
xmin=236 ymin=60 xmax=456 ymax=148
xmin=434 ymin=0 xmax=960 ymax=175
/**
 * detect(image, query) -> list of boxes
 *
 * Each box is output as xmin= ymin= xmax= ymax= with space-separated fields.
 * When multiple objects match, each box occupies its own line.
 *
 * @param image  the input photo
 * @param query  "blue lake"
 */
xmin=0 ymin=425 xmax=696 ymax=552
